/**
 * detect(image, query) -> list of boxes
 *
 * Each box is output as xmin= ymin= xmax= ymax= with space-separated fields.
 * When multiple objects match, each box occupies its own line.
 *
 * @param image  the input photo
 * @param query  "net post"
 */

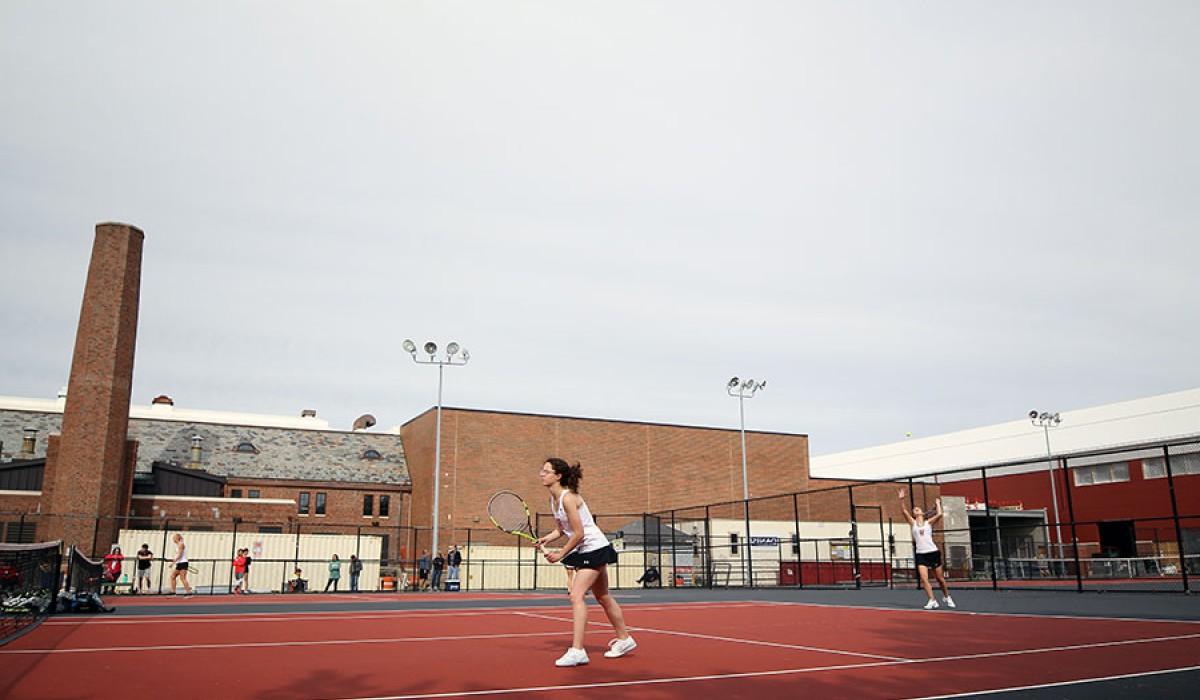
xmin=1163 ymin=446 xmax=1191 ymax=593
xmin=516 ymin=532 xmax=522 ymax=591
xmin=1061 ymin=457 xmax=1084 ymax=592
xmin=981 ymin=469 xmax=998 ymax=591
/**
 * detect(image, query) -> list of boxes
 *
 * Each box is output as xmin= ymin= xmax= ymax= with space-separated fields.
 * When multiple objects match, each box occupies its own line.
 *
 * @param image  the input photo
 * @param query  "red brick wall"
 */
xmin=402 ymin=408 xmax=820 ymax=530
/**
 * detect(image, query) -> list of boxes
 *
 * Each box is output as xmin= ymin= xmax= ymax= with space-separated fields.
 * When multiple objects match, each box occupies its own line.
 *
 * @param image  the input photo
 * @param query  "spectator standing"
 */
xmin=135 ymin=543 xmax=153 ymax=594
xmin=349 ymin=555 xmax=363 ymax=592
xmin=232 ymin=549 xmax=247 ymax=594
xmin=325 ymin=554 xmax=342 ymax=592
xmin=417 ymin=550 xmax=431 ymax=591
xmin=447 ymin=545 xmax=462 ymax=585
xmin=432 ymin=551 xmax=446 ymax=591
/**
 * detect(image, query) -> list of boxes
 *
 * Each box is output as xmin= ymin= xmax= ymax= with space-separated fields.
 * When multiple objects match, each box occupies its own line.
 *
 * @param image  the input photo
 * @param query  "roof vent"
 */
xmin=352 ymin=414 xmax=377 ymax=431
xmin=152 ymin=395 xmax=175 ymax=406
xmin=301 ymin=409 xmax=318 ymax=418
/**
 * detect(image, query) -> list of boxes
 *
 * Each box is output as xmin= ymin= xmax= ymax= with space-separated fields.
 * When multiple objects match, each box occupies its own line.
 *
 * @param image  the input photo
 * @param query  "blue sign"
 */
xmin=749 ymin=536 xmax=780 ymax=547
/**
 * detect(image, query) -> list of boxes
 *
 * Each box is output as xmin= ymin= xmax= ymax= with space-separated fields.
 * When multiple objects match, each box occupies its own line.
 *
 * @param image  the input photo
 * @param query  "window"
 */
xmin=4 ymin=522 xmax=36 ymax=544
xmin=791 ymin=534 xmax=799 ymax=556
xmin=362 ymin=449 xmax=382 ymax=460
xmin=315 ymin=492 xmax=327 ymax=515
xmin=1143 ymin=454 xmax=1200 ymax=479
xmin=299 ymin=492 xmax=311 ymax=515
xmin=380 ymin=534 xmax=391 ymax=565
xmin=729 ymin=533 xmax=739 ymax=554
xmin=248 ymin=490 xmax=261 ymax=499
xmin=363 ymin=494 xmax=374 ymax=517
xmin=235 ymin=441 xmax=258 ymax=454
xmin=258 ymin=526 xmax=283 ymax=534
xmin=1073 ymin=462 xmax=1131 ymax=487
xmin=379 ymin=495 xmax=390 ymax=518
xmin=230 ymin=489 xmax=243 ymax=498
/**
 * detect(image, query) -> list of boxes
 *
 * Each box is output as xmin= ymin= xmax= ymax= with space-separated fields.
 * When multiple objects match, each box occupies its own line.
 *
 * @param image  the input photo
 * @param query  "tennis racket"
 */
xmin=487 ymin=490 xmax=538 ymax=543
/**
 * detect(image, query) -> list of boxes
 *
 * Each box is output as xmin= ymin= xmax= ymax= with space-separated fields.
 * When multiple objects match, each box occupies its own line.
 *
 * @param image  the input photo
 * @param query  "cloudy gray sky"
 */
xmin=2 ymin=2 xmax=1197 ymax=455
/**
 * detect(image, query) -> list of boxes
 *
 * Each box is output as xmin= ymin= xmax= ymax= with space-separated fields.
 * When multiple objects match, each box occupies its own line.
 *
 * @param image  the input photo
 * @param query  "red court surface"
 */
xmin=3 ymin=600 xmax=1199 ymax=699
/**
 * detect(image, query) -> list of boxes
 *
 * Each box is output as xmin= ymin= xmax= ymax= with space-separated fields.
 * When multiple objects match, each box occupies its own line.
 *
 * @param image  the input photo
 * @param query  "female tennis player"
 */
xmin=899 ymin=489 xmax=955 ymax=610
xmin=534 ymin=457 xmax=637 ymax=667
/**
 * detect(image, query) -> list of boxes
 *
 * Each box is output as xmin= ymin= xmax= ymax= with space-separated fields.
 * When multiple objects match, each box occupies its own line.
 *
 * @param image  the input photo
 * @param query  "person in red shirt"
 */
xmin=232 ymin=548 xmax=247 ymax=594
xmin=102 ymin=545 xmax=124 ymax=594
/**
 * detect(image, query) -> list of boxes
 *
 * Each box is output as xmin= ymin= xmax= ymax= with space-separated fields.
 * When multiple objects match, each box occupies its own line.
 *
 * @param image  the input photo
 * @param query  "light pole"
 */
xmin=405 ymin=339 xmax=470 ymax=562
xmin=726 ymin=377 xmax=766 ymax=501
xmin=1029 ymin=410 xmax=1063 ymax=559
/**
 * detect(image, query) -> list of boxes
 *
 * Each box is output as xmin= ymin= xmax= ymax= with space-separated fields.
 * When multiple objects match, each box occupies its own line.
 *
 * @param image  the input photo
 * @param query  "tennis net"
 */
xmin=0 ymin=541 xmax=62 ymax=645
xmin=66 ymin=546 xmax=106 ymax=595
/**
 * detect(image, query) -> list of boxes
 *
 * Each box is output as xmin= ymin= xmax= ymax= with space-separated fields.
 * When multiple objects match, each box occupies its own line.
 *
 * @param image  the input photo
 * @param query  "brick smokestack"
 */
xmin=42 ymin=223 xmax=144 ymax=555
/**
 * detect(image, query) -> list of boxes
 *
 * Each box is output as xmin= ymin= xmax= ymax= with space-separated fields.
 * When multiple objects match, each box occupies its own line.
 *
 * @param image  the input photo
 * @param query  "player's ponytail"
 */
xmin=546 ymin=457 xmax=583 ymax=492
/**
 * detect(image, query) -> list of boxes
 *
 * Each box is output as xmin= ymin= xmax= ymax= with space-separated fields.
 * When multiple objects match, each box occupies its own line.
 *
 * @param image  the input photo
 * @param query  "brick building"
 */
xmin=0 ymin=393 xmax=411 ymax=562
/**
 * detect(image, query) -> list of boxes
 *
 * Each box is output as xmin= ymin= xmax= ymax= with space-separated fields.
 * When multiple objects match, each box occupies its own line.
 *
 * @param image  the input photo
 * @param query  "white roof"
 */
xmin=0 ymin=394 xmax=398 ymax=434
xmin=810 ymin=388 xmax=1200 ymax=481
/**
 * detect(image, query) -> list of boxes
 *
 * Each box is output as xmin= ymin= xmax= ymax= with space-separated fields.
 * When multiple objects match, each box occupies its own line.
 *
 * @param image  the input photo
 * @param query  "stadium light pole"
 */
xmin=405 ymin=339 xmax=470 ymax=562
xmin=1029 ymin=410 xmax=1063 ymax=558
xmin=726 ymin=377 xmax=766 ymax=501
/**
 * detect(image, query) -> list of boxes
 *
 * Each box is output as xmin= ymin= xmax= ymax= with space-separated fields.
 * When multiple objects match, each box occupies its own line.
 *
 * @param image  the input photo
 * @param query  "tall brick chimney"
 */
xmin=41 ymin=223 xmax=144 ymax=555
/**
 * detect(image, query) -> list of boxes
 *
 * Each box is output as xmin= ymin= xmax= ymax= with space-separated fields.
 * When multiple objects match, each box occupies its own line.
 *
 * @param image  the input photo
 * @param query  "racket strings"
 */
xmin=488 ymin=493 xmax=531 ymax=533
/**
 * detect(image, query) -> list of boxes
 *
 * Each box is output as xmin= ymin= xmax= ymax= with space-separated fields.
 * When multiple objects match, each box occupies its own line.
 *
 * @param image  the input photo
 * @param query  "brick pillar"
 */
xmin=42 ymin=223 xmax=143 ymax=556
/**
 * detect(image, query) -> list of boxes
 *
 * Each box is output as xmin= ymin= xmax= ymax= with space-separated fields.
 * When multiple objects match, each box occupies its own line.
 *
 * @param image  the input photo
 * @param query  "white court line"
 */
xmin=0 ymin=629 xmax=606 ymax=655
xmin=44 ymin=601 xmax=770 ymax=626
xmin=760 ymin=599 xmax=1200 ymax=626
xmin=903 ymin=664 xmax=1200 ymax=699
xmin=320 ymin=634 xmax=1200 ymax=700
xmin=514 ymin=611 xmax=907 ymax=661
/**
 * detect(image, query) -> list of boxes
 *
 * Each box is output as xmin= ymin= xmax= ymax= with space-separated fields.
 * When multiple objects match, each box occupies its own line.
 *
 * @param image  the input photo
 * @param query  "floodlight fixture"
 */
xmin=728 ymin=377 xmax=740 ymax=389
xmin=403 ymin=339 xmax=417 ymax=354
xmin=424 ymin=341 xmax=438 ymax=356
xmin=447 ymin=342 xmax=460 ymax=356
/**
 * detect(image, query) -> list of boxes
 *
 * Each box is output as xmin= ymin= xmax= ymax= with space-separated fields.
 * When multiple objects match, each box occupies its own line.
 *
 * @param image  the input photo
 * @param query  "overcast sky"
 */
xmin=1 ymin=2 xmax=1197 ymax=455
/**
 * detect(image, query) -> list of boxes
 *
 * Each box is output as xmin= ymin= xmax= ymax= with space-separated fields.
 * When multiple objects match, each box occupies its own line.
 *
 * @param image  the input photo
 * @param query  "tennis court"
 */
xmin=2 ymin=588 xmax=1198 ymax=699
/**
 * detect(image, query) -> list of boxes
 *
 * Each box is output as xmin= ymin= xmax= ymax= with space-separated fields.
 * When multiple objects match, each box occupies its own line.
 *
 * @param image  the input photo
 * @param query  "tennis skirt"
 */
xmin=561 ymin=544 xmax=618 ymax=570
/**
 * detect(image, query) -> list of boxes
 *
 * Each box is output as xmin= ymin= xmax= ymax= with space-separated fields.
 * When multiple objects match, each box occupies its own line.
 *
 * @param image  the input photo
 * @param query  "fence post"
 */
xmin=1163 ymin=446 xmax=1191 ymax=593
xmin=228 ymin=519 xmax=239 ymax=595
xmin=465 ymin=528 xmax=472 ymax=592
xmin=703 ymin=505 xmax=712 ymax=589
xmin=849 ymin=486 xmax=861 ymax=590
xmin=670 ymin=510 xmax=678 ymax=589
xmin=158 ymin=520 xmax=170 ymax=594
xmin=1060 ymin=457 xmax=1084 ymax=592
xmin=981 ymin=469 xmax=998 ymax=591
xmin=793 ymin=492 xmax=802 ymax=589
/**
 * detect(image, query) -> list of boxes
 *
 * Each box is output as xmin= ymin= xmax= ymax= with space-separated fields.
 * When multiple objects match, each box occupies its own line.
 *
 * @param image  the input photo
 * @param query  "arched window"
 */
xmin=235 ymin=441 xmax=258 ymax=454
xmin=362 ymin=449 xmax=382 ymax=460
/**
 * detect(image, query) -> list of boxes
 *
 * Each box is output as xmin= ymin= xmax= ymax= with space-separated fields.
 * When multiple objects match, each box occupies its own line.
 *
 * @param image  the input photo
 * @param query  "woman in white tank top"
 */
xmin=900 ymin=489 xmax=955 ymax=610
xmin=535 ymin=458 xmax=637 ymax=667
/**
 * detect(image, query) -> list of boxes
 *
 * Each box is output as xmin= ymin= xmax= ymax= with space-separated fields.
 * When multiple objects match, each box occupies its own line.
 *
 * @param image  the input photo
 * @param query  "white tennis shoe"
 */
xmin=923 ymin=599 xmax=939 ymax=610
xmin=944 ymin=596 xmax=956 ymax=608
xmin=604 ymin=636 xmax=638 ymax=658
xmin=555 ymin=647 xmax=590 ymax=667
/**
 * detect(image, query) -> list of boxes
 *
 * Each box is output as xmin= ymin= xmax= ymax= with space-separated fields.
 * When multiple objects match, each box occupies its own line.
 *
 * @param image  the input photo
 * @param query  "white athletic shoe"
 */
xmin=923 ymin=599 xmax=939 ymax=610
xmin=944 ymin=596 xmax=956 ymax=609
xmin=555 ymin=647 xmax=590 ymax=667
xmin=604 ymin=636 xmax=638 ymax=658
